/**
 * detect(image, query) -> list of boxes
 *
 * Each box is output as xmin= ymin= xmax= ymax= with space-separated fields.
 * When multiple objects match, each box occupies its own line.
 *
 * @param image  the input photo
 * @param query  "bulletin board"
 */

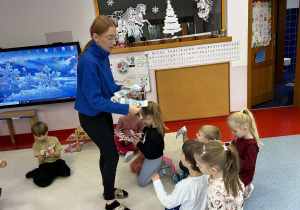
xmin=252 ymin=1 xmax=272 ymax=48
xmin=155 ymin=62 xmax=230 ymax=122
xmin=110 ymin=55 xmax=150 ymax=92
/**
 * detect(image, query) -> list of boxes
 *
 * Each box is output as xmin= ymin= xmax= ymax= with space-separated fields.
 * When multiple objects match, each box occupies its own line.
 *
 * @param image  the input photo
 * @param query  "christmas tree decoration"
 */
xmin=195 ymin=0 xmax=213 ymax=22
xmin=163 ymin=0 xmax=182 ymax=35
xmin=152 ymin=6 xmax=159 ymax=14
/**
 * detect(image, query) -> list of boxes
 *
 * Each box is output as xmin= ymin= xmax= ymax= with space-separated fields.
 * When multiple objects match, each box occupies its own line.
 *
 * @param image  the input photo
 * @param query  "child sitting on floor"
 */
xmin=26 ymin=121 xmax=71 ymax=187
xmin=132 ymin=101 xmax=177 ymax=187
xmin=152 ymin=140 xmax=208 ymax=210
xmin=173 ymin=125 xmax=220 ymax=183
xmin=115 ymin=113 xmax=144 ymax=162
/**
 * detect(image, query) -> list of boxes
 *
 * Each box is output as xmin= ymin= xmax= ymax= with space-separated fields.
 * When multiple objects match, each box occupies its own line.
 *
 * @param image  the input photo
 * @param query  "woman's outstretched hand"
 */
xmin=129 ymin=104 xmax=141 ymax=115
xmin=121 ymin=86 xmax=129 ymax=90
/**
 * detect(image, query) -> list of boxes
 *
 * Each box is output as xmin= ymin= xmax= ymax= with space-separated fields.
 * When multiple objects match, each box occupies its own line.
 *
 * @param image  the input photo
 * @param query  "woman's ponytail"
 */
xmin=78 ymin=39 xmax=93 ymax=60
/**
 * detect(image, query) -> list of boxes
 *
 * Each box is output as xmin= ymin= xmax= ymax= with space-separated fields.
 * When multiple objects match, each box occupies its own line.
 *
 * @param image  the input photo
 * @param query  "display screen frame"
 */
xmin=0 ymin=41 xmax=81 ymax=109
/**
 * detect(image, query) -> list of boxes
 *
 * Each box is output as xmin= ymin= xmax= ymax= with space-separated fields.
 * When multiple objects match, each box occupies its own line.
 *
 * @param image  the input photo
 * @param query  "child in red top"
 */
xmin=115 ymin=113 xmax=144 ymax=162
xmin=227 ymin=108 xmax=262 ymax=199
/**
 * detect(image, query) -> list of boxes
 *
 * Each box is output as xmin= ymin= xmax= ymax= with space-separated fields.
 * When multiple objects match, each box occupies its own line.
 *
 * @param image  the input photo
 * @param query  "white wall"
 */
xmin=287 ymin=0 xmax=299 ymax=8
xmin=0 ymin=0 xmax=96 ymax=136
xmin=227 ymin=0 xmax=248 ymax=111
xmin=0 ymin=0 xmax=249 ymax=136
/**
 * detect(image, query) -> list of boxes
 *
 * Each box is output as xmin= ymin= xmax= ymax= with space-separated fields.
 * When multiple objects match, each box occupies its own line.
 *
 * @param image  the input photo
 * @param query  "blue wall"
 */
xmin=285 ymin=8 xmax=299 ymax=71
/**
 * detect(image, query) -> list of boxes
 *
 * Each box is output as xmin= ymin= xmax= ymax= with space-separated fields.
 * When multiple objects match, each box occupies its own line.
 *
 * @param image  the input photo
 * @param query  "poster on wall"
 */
xmin=252 ymin=1 xmax=272 ymax=48
xmin=110 ymin=55 xmax=150 ymax=92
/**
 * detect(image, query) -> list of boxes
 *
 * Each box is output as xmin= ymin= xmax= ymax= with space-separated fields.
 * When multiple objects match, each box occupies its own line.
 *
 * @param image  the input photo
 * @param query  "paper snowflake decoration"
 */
xmin=107 ymin=0 xmax=114 ymax=6
xmin=152 ymin=6 xmax=159 ymax=13
xmin=195 ymin=0 xmax=213 ymax=21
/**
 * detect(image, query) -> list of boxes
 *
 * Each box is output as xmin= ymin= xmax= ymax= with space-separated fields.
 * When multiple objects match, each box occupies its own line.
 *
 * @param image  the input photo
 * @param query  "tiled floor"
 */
xmin=1 ymin=106 xmax=300 ymax=152
xmin=252 ymin=69 xmax=295 ymax=109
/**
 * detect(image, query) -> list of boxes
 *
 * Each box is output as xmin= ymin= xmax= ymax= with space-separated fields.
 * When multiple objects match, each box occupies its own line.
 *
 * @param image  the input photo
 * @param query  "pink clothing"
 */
xmin=115 ymin=115 xmax=144 ymax=139
xmin=114 ymin=136 xmax=138 ymax=154
xmin=115 ymin=115 xmax=144 ymax=154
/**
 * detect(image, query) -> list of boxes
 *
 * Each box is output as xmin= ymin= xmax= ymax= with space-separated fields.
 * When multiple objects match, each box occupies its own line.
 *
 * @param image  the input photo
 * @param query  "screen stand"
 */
xmin=0 ymin=109 xmax=36 ymax=142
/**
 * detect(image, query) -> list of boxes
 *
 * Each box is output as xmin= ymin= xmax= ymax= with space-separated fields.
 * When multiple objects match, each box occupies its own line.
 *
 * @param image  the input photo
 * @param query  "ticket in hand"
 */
xmin=119 ymin=98 xmax=148 ymax=107
xmin=119 ymin=138 xmax=134 ymax=143
xmin=176 ymin=126 xmax=187 ymax=139
xmin=45 ymin=142 xmax=55 ymax=157
xmin=130 ymin=130 xmax=140 ymax=140
xmin=114 ymin=84 xmax=142 ymax=98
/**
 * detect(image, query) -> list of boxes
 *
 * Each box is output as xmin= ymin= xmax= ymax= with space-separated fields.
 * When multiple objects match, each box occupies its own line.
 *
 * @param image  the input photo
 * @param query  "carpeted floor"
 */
xmin=0 ymin=133 xmax=299 ymax=210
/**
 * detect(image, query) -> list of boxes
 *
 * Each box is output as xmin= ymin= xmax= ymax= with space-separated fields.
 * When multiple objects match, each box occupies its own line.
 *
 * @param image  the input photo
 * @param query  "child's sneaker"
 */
xmin=124 ymin=151 xmax=134 ymax=162
xmin=243 ymin=183 xmax=254 ymax=199
xmin=172 ymin=172 xmax=188 ymax=183
xmin=161 ymin=156 xmax=177 ymax=175
xmin=164 ymin=166 xmax=177 ymax=176
xmin=161 ymin=156 xmax=176 ymax=169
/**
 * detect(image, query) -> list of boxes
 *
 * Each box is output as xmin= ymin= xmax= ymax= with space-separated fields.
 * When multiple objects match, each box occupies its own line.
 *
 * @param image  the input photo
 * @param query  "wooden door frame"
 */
xmin=275 ymin=0 xmax=287 ymax=83
xmin=294 ymin=0 xmax=300 ymax=107
xmin=247 ymin=0 xmax=300 ymax=109
xmin=247 ymin=0 xmax=277 ymax=108
xmin=247 ymin=0 xmax=252 ymax=108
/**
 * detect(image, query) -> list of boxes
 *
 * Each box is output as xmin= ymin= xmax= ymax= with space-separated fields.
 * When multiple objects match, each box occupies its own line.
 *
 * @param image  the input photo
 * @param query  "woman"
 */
xmin=75 ymin=15 xmax=140 ymax=210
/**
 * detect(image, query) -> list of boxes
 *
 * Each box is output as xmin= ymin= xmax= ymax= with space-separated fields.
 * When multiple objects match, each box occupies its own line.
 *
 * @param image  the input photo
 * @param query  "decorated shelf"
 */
xmin=162 ymin=38 xmax=178 ymax=44
xmin=179 ymin=36 xmax=195 ymax=42
xmin=130 ymin=41 xmax=146 ymax=47
xmin=111 ymin=36 xmax=232 ymax=54
xmin=146 ymin=40 xmax=162 ymax=46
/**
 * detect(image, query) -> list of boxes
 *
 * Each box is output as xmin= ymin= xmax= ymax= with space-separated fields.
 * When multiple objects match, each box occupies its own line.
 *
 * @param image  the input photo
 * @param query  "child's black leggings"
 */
xmin=79 ymin=112 xmax=119 ymax=200
xmin=34 ymin=159 xmax=70 ymax=187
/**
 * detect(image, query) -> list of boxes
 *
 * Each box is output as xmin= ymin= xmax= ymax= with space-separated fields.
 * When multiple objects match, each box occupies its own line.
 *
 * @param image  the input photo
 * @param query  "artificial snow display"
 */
xmin=163 ymin=0 xmax=182 ymax=35
xmin=152 ymin=6 xmax=159 ymax=14
xmin=108 ymin=4 xmax=151 ymax=36
xmin=195 ymin=0 xmax=213 ymax=21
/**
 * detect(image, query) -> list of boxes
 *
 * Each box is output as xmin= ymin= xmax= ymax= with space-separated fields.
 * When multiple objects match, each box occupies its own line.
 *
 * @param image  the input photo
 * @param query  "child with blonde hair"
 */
xmin=227 ymin=108 xmax=261 ymax=199
xmin=173 ymin=125 xmax=220 ymax=183
xmin=152 ymin=140 xmax=208 ymax=210
xmin=194 ymin=140 xmax=244 ymax=209
xmin=132 ymin=101 xmax=177 ymax=187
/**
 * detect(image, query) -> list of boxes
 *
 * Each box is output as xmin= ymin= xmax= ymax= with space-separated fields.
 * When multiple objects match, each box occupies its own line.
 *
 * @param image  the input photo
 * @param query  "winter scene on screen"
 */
xmin=0 ymin=45 xmax=79 ymax=107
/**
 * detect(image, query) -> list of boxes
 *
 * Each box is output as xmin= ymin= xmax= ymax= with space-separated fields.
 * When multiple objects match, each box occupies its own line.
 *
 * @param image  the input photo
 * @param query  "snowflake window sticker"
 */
xmin=152 ymin=6 xmax=159 ymax=14
xmin=107 ymin=0 xmax=114 ymax=6
xmin=195 ymin=0 xmax=213 ymax=22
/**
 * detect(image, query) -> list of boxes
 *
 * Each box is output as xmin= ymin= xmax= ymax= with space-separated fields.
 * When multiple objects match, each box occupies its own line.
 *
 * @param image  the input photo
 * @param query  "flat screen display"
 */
xmin=0 ymin=42 xmax=81 ymax=109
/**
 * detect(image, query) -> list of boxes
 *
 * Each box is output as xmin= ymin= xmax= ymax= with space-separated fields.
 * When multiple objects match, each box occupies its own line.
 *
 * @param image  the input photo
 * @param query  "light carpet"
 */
xmin=1 ymin=133 xmax=300 ymax=210
xmin=0 ymin=132 xmax=182 ymax=210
